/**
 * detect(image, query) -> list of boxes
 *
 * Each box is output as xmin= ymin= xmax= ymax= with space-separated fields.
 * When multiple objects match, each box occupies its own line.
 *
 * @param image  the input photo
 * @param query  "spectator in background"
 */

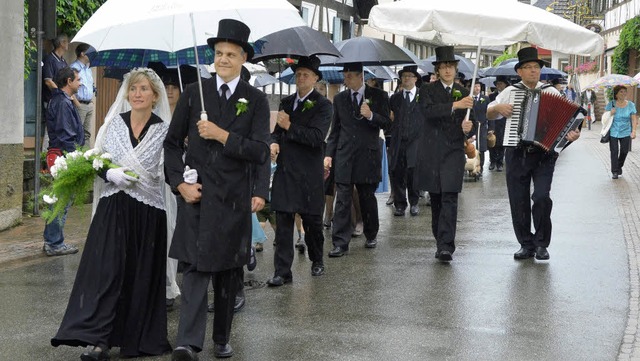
xmin=42 ymin=67 xmax=84 ymax=257
xmin=42 ymin=34 xmax=70 ymax=151
xmin=70 ymin=43 xmax=96 ymax=147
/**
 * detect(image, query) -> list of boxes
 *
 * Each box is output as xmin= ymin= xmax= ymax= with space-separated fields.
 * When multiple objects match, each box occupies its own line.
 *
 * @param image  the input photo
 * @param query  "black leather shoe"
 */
xmin=172 ymin=345 xmax=198 ymax=361
xmin=436 ymin=250 xmax=453 ymax=262
xmin=80 ymin=347 xmax=109 ymax=361
xmin=266 ymin=275 xmax=292 ymax=287
xmin=612 ymin=172 xmax=619 ymax=179
xmin=410 ymin=205 xmax=419 ymax=216
xmin=214 ymin=343 xmax=233 ymax=358
xmin=513 ymin=247 xmax=536 ymax=260
xmin=386 ymin=195 xmax=394 ymax=205
xmin=393 ymin=208 xmax=405 ymax=216
xmin=328 ymin=246 xmax=347 ymax=257
xmin=488 ymin=163 xmax=496 ymax=171
xmin=311 ymin=262 xmax=325 ymax=276
xmin=365 ymin=238 xmax=377 ymax=248
xmin=207 ymin=303 xmax=214 ymax=313
xmin=535 ymin=246 xmax=550 ymax=260
xmin=496 ymin=164 xmax=504 ymax=172
xmin=166 ymin=297 xmax=175 ymax=311
xmin=247 ymin=246 xmax=257 ymax=271
xmin=234 ymin=290 xmax=245 ymax=313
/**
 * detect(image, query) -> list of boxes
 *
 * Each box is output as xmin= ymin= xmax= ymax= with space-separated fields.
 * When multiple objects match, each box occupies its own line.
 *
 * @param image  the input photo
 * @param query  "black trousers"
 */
xmin=273 ymin=212 xmax=324 ymax=278
xmin=609 ymin=136 xmax=631 ymax=174
xmin=391 ymin=143 xmax=419 ymax=210
xmin=429 ymin=192 xmax=459 ymax=253
xmin=175 ymin=264 xmax=242 ymax=350
xmin=489 ymin=145 xmax=505 ymax=166
xmin=332 ymin=182 xmax=379 ymax=248
xmin=505 ymin=147 xmax=556 ymax=250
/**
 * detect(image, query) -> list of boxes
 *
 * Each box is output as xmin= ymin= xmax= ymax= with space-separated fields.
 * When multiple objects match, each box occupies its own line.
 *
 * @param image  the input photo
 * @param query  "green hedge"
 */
xmin=612 ymin=16 xmax=640 ymax=75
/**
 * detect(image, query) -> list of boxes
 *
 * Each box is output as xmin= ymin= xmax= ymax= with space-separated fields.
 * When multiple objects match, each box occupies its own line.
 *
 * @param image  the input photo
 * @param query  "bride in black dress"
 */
xmin=51 ymin=68 xmax=175 ymax=360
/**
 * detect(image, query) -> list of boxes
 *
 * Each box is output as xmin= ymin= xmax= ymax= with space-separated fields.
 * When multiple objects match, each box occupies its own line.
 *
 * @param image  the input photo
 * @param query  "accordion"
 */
xmin=503 ymin=89 xmax=585 ymax=152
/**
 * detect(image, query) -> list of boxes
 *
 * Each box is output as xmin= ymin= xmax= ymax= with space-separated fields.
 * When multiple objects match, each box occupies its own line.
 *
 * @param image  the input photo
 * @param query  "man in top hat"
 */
xmin=389 ymin=65 xmax=424 ymax=216
xmin=581 ymin=87 xmax=597 ymax=124
xmin=148 ymin=62 xmax=200 ymax=115
xmin=488 ymin=75 xmax=510 ymax=171
xmin=471 ymin=81 xmax=490 ymax=175
xmin=266 ymin=56 xmax=332 ymax=286
xmin=416 ymin=45 xmax=474 ymax=262
xmin=324 ymin=62 xmax=391 ymax=257
xmin=164 ymin=18 xmax=270 ymax=360
xmin=487 ymin=47 xmax=580 ymax=261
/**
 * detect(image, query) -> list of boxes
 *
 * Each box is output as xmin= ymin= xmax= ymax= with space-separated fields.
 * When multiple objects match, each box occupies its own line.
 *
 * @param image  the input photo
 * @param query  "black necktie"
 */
xmin=295 ymin=99 xmax=303 ymax=111
xmin=405 ymin=91 xmax=411 ymax=105
xmin=352 ymin=92 xmax=360 ymax=115
xmin=220 ymin=83 xmax=229 ymax=103
xmin=446 ymin=86 xmax=451 ymax=94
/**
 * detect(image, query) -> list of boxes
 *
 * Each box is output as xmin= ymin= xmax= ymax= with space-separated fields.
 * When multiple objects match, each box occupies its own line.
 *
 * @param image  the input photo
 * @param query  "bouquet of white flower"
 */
xmin=40 ymin=148 xmax=137 ymax=223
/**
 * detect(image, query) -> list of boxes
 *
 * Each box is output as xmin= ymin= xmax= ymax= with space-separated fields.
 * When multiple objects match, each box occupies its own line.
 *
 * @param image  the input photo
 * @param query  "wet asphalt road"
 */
xmin=0 ymin=130 xmax=631 ymax=361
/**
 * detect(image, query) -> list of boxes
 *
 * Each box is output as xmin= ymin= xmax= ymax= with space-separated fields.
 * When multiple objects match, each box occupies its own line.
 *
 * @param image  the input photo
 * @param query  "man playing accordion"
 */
xmin=486 ymin=47 xmax=581 ymax=261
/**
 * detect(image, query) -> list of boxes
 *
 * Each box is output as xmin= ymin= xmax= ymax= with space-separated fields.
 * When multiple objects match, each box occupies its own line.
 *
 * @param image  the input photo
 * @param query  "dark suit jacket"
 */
xmin=488 ymin=91 xmax=506 ymax=145
xmin=164 ymin=76 xmax=270 ymax=273
xmin=270 ymin=90 xmax=332 ymax=215
xmin=416 ymin=81 xmax=471 ymax=193
xmin=325 ymin=85 xmax=391 ymax=184
xmin=388 ymin=89 xmax=424 ymax=170
xmin=471 ymin=94 xmax=489 ymax=152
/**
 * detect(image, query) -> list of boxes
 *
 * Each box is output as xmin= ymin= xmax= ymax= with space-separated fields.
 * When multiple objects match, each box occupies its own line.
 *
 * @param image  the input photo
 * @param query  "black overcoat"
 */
xmin=416 ymin=82 xmax=471 ymax=193
xmin=325 ymin=85 xmax=391 ymax=185
xmin=270 ymin=90 xmax=332 ymax=215
xmin=388 ymin=90 xmax=424 ymax=170
xmin=488 ymin=91 xmax=506 ymax=146
xmin=164 ymin=77 xmax=270 ymax=273
xmin=471 ymin=94 xmax=490 ymax=152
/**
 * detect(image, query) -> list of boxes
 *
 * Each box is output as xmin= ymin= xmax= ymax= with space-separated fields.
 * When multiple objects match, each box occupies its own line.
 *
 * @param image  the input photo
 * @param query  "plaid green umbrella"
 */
xmin=87 ymin=46 xmax=214 ymax=68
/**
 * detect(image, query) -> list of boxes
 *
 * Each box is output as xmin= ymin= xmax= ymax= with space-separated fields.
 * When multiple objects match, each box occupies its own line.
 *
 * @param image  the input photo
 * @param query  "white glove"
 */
xmin=106 ymin=167 xmax=137 ymax=188
xmin=183 ymin=165 xmax=198 ymax=184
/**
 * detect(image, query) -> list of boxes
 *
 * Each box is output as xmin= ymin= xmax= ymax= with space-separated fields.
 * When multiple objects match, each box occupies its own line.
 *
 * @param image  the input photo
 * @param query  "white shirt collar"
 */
xmin=440 ymin=80 xmax=454 ymax=89
xmin=216 ymin=74 xmax=241 ymax=95
xmin=296 ymin=88 xmax=314 ymax=103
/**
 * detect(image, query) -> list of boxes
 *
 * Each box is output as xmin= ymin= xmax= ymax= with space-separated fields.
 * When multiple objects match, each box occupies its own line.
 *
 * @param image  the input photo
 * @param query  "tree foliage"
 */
xmin=493 ymin=51 xmax=516 ymax=67
xmin=612 ymin=16 xmax=640 ymax=75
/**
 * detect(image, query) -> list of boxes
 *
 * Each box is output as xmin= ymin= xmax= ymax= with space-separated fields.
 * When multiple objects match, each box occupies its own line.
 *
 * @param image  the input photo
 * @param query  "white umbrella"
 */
xmin=72 ymin=0 xmax=306 ymax=52
xmin=368 ymin=0 xmax=604 ymax=56
xmin=73 ymin=0 xmax=305 ymax=116
xmin=368 ymin=0 xmax=604 ymax=117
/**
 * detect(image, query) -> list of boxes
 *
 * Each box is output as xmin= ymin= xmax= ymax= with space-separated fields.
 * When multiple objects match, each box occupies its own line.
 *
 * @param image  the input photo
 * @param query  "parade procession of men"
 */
xmin=10 ymin=0 xmax=620 ymax=356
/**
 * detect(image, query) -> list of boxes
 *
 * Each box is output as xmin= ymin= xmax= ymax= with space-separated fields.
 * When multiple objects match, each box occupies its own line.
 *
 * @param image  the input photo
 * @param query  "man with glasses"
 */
xmin=487 ymin=47 xmax=580 ymax=261
xmin=389 ymin=65 xmax=424 ymax=217
xmin=324 ymin=62 xmax=391 ymax=257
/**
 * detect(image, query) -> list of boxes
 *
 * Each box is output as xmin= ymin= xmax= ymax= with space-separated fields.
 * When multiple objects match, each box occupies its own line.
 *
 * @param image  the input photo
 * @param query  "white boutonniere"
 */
xmin=236 ymin=98 xmax=249 ymax=116
xmin=302 ymin=99 xmax=316 ymax=112
xmin=452 ymin=89 xmax=462 ymax=101
xmin=365 ymin=98 xmax=372 ymax=105
xmin=480 ymin=97 xmax=486 ymax=103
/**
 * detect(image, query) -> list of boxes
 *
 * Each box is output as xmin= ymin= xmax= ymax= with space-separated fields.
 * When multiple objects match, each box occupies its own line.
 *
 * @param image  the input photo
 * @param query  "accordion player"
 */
xmin=503 ymin=86 xmax=586 ymax=153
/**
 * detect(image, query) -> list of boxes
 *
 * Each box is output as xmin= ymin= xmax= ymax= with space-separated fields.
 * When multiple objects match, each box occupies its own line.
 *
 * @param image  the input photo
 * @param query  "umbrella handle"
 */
xmin=465 ymin=38 xmax=483 ymax=120
xmin=190 ymin=13 xmax=207 ymax=116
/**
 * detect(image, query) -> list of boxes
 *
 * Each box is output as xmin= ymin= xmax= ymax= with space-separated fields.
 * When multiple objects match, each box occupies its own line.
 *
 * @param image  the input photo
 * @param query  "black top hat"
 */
xmin=206 ymin=19 xmax=254 ymax=61
xmin=432 ymin=46 xmax=459 ymax=65
xmin=514 ymin=47 xmax=548 ymax=71
xmin=398 ymin=65 xmax=420 ymax=79
xmin=148 ymin=61 xmax=200 ymax=88
xmin=340 ymin=62 xmax=363 ymax=73
xmin=291 ymin=56 xmax=323 ymax=81
xmin=494 ymin=75 xmax=510 ymax=86
xmin=550 ymin=77 xmax=566 ymax=86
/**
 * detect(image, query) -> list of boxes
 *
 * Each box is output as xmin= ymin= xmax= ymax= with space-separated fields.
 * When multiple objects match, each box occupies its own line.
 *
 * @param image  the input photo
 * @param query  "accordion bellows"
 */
xmin=504 ymin=89 xmax=582 ymax=152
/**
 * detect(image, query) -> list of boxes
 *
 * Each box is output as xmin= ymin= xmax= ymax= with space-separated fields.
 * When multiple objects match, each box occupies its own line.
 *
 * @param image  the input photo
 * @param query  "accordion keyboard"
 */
xmin=503 ymin=90 xmax=527 ymax=147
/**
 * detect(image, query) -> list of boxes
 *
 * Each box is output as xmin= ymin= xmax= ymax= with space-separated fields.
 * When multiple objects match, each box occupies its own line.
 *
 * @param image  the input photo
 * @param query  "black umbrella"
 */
xmin=251 ymin=26 xmax=341 ymax=63
xmin=318 ymin=36 xmax=414 ymax=66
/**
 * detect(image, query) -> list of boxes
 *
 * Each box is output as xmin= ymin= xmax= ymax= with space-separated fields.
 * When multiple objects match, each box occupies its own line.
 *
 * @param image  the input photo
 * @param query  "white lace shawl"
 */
xmin=98 ymin=114 xmax=168 ymax=210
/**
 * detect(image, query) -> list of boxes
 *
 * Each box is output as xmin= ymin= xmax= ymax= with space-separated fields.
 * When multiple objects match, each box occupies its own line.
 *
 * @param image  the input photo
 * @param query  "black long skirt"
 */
xmin=51 ymin=191 xmax=172 ymax=357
